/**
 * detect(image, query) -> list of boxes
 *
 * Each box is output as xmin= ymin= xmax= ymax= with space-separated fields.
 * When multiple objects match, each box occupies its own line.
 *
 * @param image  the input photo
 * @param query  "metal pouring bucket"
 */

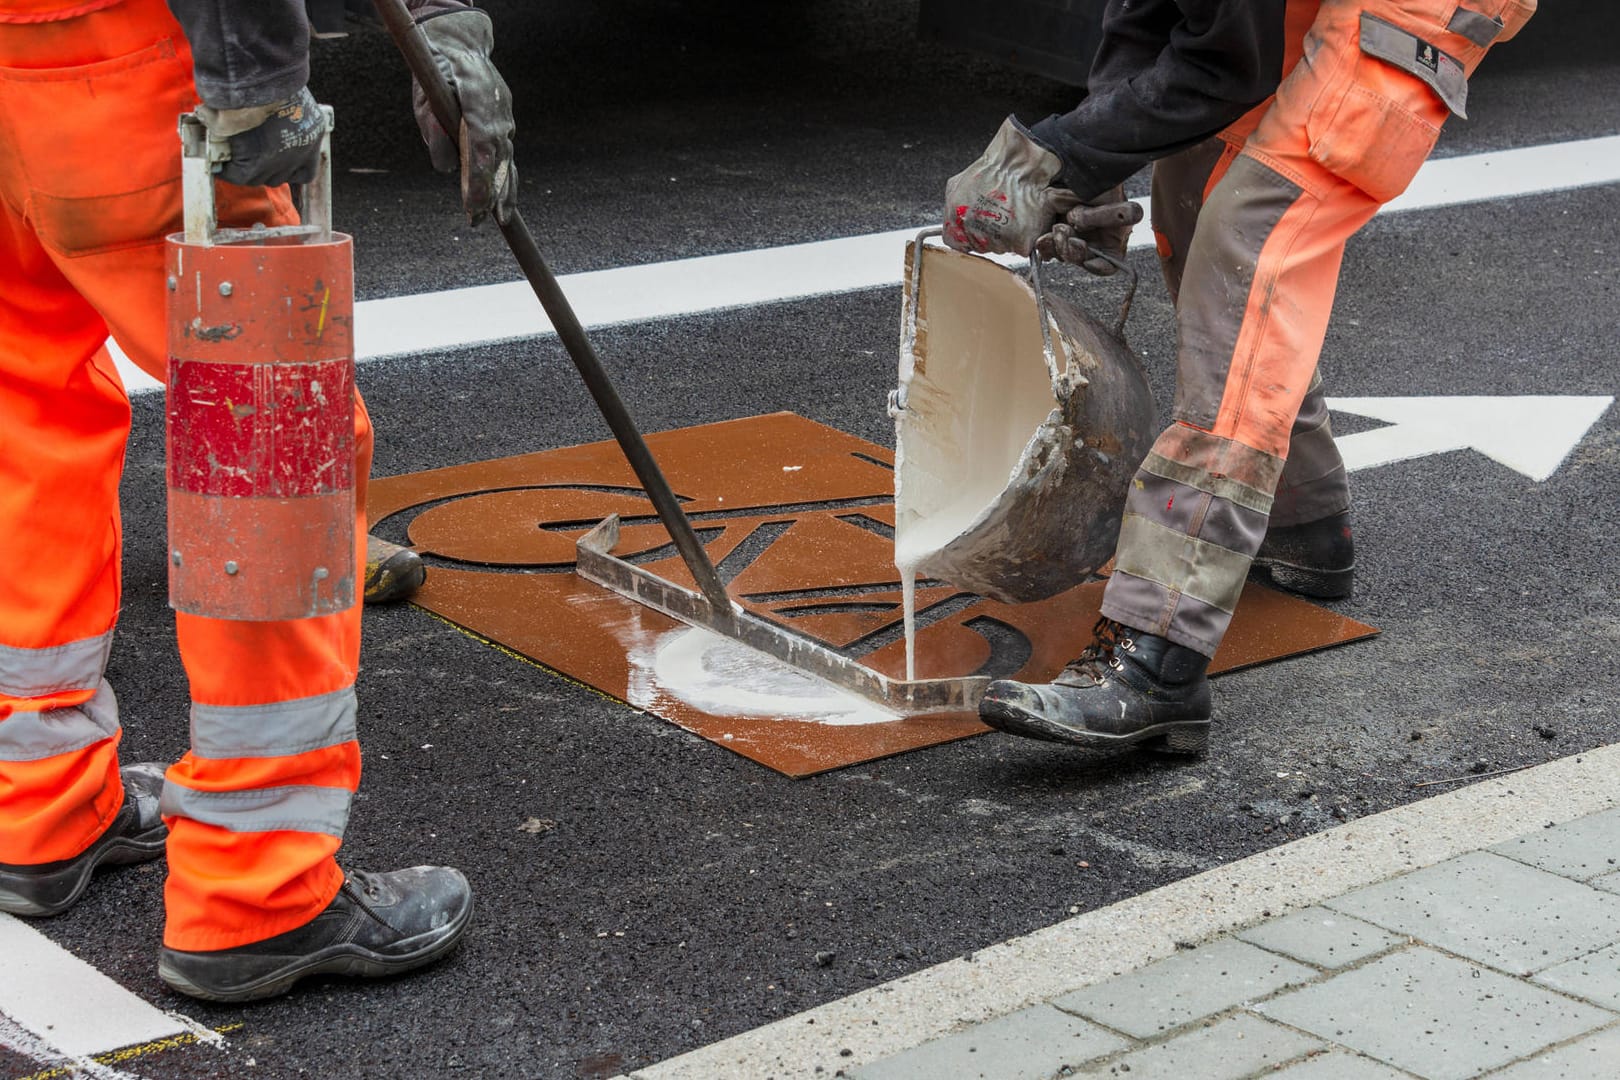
xmin=890 ymin=228 xmax=1156 ymax=604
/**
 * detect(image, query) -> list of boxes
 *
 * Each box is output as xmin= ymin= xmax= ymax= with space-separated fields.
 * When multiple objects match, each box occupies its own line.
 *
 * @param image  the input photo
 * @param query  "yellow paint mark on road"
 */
xmin=14 ymin=1023 xmax=244 ymax=1080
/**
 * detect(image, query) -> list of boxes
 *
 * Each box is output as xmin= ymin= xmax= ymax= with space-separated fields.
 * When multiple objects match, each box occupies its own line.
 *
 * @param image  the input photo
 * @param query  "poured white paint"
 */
xmin=1331 ymin=395 xmax=1614 ymax=480
xmin=632 ymin=626 xmax=903 ymax=727
xmin=0 ymin=913 xmax=186 ymax=1058
xmin=899 ymin=567 xmax=918 ymax=681
xmin=111 ymin=134 xmax=1620 ymax=397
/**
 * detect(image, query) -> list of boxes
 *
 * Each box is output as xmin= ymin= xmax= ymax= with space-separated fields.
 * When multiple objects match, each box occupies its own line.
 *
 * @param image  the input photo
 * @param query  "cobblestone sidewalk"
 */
xmin=627 ymin=747 xmax=1620 ymax=1080
xmin=854 ymin=808 xmax=1620 ymax=1080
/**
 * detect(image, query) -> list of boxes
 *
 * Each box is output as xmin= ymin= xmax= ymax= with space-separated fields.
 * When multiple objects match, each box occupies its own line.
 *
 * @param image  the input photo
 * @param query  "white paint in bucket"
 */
xmin=630 ymin=626 xmax=904 ymax=726
xmin=893 ymin=244 xmax=1064 ymax=675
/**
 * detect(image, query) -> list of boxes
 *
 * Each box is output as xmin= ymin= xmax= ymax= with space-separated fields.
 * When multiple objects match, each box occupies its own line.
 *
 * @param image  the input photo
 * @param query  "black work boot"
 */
xmin=158 ymin=866 xmax=473 ymax=1003
xmin=1252 ymin=511 xmax=1355 ymax=599
xmin=979 ymin=619 xmax=1211 ymax=754
xmin=363 ymin=536 xmax=427 ymax=605
xmin=0 ymin=763 xmax=167 ymax=917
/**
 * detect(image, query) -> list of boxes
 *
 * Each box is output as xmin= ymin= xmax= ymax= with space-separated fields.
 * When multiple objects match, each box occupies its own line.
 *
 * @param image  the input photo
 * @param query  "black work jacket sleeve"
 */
xmin=1028 ymin=0 xmax=1288 ymax=200
xmin=166 ymin=0 xmax=470 ymax=110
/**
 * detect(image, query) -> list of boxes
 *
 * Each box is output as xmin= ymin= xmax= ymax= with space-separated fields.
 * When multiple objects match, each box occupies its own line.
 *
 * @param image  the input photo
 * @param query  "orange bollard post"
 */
xmin=164 ymin=109 xmax=356 ymax=620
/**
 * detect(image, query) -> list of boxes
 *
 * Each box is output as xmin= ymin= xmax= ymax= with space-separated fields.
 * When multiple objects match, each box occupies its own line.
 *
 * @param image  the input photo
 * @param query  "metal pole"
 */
xmin=370 ymin=0 xmax=734 ymax=614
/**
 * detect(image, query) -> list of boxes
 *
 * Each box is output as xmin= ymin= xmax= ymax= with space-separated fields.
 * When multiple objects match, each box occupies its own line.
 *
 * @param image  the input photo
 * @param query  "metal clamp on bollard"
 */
xmin=165 ymin=106 xmax=357 ymax=621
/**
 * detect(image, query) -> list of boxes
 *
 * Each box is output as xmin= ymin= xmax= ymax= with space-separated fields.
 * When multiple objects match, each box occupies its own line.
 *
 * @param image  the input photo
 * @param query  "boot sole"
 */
xmin=0 ymin=829 xmax=166 ymax=918
xmin=158 ymin=897 xmax=473 ymax=1003
xmin=1251 ymin=557 xmax=1354 ymax=600
xmin=979 ymin=699 xmax=1210 ymax=755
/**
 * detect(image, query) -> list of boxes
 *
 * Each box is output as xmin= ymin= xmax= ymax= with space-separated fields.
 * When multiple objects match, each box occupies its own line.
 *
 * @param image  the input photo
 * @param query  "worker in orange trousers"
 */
xmin=943 ymin=0 xmax=1534 ymax=753
xmin=0 ymin=0 xmax=514 ymax=1002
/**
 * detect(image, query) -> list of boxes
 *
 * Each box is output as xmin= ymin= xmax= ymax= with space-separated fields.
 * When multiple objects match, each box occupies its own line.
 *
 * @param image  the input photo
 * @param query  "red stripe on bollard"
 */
xmin=166 ymin=357 xmax=355 ymax=498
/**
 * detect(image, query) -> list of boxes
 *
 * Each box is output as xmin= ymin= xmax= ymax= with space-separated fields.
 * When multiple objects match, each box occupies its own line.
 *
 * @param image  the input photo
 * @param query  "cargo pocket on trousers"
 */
xmin=0 ymin=37 xmax=195 ymax=257
xmin=1306 ymin=14 xmax=1458 ymax=204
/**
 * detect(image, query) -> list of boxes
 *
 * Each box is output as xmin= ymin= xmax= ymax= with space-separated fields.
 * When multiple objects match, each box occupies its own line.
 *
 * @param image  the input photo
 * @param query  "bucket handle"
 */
xmin=902 ymin=226 xmax=1086 ymax=405
xmin=1029 ymin=236 xmax=1139 ymax=341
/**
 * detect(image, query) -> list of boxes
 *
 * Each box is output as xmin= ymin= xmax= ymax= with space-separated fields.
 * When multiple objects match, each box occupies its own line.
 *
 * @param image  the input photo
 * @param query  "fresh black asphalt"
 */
xmin=5 ymin=3 xmax=1617 ymax=1077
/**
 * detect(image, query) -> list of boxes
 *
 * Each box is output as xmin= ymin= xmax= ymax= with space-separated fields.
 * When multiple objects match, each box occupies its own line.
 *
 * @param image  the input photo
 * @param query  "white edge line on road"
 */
xmin=0 ymin=1014 xmax=146 ymax=1080
xmin=626 ymin=744 xmax=1620 ymax=1080
xmin=111 ymin=133 xmax=1620 ymax=396
xmin=0 ymin=913 xmax=188 ymax=1059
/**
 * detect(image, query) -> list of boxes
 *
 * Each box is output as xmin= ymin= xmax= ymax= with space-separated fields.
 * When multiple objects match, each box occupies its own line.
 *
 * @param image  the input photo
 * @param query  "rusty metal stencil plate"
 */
xmin=368 ymin=413 xmax=1378 ymax=777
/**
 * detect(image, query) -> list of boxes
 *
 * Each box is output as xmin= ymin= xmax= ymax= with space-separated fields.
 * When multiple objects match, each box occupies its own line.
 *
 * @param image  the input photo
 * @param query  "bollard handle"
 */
xmin=179 ymin=106 xmax=335 ymax=246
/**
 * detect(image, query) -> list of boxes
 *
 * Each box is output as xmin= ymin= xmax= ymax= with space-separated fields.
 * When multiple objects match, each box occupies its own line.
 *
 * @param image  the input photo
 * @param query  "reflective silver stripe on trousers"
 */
xmin=1114 ymin=513 xmax=1253 ymax=616
xmin=0 ymin=682 xmax=120 ymax=762
xmin=0 ymin=630 xmax=114 ymax=698
xmin=189 ymin=687 xmax=358 ymax=760
xmin=160 ymin=782 xmax=352 ymax=839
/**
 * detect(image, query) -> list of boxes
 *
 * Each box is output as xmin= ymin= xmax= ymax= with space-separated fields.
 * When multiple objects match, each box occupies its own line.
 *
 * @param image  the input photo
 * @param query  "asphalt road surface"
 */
xmin=3 ymin=2 xmax=1618 ymax=1078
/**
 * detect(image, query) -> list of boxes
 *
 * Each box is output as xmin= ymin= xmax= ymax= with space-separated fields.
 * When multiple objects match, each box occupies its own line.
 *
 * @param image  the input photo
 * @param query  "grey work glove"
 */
xmin=411 ymin=9 xmax=517 ymax=226
xmin=944 ymin=116 xmax=1079 ymax=256
xmin=1034 ymin=186 xmax=1144 ymax=276
xmin=197 ymin=87 xmax=327 ymax=188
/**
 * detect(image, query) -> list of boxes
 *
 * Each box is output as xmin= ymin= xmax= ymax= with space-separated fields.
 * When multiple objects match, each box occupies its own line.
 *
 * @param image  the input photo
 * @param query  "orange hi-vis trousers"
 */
xmin=1101 ymin=0 xmax=1534 ymax=657
xmin=0 ymin=0 xmax=372 ymax=950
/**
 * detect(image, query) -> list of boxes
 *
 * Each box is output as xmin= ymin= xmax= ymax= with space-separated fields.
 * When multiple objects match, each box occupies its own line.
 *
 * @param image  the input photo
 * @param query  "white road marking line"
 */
xmin=0 ymin=1014 xmax=145 ymax=1080
xmin=0 ymin=914 xmax=186 ymax=1059
xmin=112 ymin=134 xmax=1620 ymax=396
xmin=1332 ymin=395 xmax=1615 ymax=480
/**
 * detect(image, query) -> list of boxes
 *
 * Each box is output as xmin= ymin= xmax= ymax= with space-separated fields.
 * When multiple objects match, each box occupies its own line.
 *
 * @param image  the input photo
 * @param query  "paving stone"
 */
xmin=1491 ymin=808 xmax=1620 ymax=881
xmin=1237 ymin=907 xmax=1403 ymax=970
xmin=1324 ymin=851 xmax=1620 ymax=975
xmin=848 ymin=1004 xmax=1128 ymax=1080
xmin=1533 ymin=942 xmax=1620 ymax=1011
xmin=1074 ymin=1013 xmax=1321 ymax=1079
xmin=1265 ymin=1050 xmax=1413 ymax=1079
xmin=1051 ymin=937 xmax=1315 ymax=1039
xmin=1255 ymin=947 xmax=1612 ymax=1080
xmin=1488 ymin=1023 xmax=1620 ymax=1079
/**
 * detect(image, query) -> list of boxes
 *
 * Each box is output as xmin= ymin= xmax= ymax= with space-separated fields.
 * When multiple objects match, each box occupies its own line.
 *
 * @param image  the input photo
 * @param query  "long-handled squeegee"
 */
xmin=371 ymin=0 xmax=986 ymax=716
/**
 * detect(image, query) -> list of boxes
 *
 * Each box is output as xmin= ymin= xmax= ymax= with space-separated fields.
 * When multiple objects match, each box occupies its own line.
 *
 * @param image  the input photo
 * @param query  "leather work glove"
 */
xmin=411 ymin=9 xmax=517 ymax=226
xmin=944 ymin=116 xmax=1079 ymax=256
xmin=1034 ymin=186 xmax=1145 ymax=276
xmin=197 ymin=87 xmax=327 ymax=188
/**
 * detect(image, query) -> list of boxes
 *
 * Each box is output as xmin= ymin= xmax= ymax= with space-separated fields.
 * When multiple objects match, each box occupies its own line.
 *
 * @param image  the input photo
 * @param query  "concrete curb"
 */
xmin=627 ymin=744 xmax=1620 ymax=1079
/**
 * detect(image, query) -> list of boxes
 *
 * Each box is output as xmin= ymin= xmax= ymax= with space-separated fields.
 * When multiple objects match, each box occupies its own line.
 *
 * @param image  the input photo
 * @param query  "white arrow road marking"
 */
xmin=1330 ymin=396 xmax=1615 ymax=481
xmin=0 ymin=913 xmax=186 ymax=1061
xmin=111 ymin=134 xmax=1620 ymax=396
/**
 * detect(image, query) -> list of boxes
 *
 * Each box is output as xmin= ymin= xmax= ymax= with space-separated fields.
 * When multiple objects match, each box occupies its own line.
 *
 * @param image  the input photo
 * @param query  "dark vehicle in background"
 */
xmin=311 ymin=0 xmax=1104 ymax=84
xmin=917 ymin=0 xmax=1103 ymax=83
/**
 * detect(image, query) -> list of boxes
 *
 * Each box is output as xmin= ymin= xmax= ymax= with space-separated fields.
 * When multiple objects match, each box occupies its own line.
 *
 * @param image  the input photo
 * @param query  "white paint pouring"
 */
xmin=632 ymin=626 xmax=904 ymax=726
xmin=891 ymin=242 xmax=1065 ymax=679
xmin=889 ymin=237 xmax=1155 ymax=677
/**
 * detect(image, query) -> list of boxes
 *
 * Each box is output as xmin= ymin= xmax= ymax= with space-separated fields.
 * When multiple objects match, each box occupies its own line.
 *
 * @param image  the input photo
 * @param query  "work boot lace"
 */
xmin=1056 ymin=617 xmax=1137 ymax=686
